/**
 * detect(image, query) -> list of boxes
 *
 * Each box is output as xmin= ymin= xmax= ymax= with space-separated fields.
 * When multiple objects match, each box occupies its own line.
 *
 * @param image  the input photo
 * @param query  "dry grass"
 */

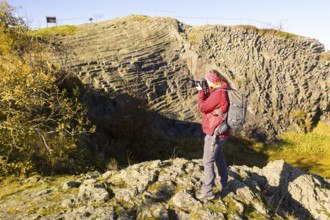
xmin=28 ymin=25 xmax=78 ymax=38
xmin=320 ymin=52 xmax=330 ymax=61
xmin=258 ymin=28 xmax=296 ymax=39
xmin=232 ymin=25 xmax=258 ymax=31
xmin=232 ymin=25 xmax=296 ymax=39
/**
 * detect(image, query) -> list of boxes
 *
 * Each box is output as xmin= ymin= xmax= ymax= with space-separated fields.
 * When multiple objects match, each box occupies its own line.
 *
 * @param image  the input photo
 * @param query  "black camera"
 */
xmin=191 ymin=79 xmax=208 ymax=94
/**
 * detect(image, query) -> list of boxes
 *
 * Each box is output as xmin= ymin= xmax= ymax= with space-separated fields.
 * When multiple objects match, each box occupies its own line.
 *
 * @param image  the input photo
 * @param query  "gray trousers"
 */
xmin=201 ymin=135 xmax=228 ymax=196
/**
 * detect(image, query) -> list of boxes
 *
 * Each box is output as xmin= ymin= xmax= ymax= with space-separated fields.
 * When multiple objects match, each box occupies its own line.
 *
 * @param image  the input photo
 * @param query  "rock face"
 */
xmin=0 ymin=159 xmax=329 ymax=219
xmin=52 ymin=15 xmax=330 ymax=140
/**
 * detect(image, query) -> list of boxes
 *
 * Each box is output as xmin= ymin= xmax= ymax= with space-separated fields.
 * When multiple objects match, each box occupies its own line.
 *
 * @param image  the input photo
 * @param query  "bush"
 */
xmin=0 ymin=1 xmax=95 ymax=177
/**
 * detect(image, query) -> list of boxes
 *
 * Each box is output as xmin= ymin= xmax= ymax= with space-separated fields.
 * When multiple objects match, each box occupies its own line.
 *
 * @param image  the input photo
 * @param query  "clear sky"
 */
xmin=7 ymin=0 xmax=330 ymax=50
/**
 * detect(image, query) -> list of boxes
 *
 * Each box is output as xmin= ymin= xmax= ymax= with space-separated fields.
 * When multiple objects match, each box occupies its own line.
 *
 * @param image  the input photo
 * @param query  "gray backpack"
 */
xmin=210 ymin=89 xmax=247 ymax=148
xmin=213 ymin=89 xmax=247 ymax=133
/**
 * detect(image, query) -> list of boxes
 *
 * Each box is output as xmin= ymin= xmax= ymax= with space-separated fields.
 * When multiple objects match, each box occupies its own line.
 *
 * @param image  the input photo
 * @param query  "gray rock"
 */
xmin=262 ymin=160 xmax=330 ymax=219
xmin=86 ymin=170 xmax=102 ymax=179
xmin=1 ymin=158 xmax=329 ymax=220
xmin=36 ymin=189 xmax=52 ymax=196
xmin=61 ymin=198 xmax=76 ymax=208
xmin=78 ymin=179 xmax=110 ymax=203
xmin=195 ymin=209 xmax=225 ymax=220
xmin=172 ymin=190 xmax=201 ymax=211
xmin=113 ymin=187 xmax=138 ymax=202
xmin=57 ymin=205 xmax=115 ymax=220
xmin=137 ymin=203 xmax=169 ymax=220
xmin=62 ymin=181 xmax=80 ymax=190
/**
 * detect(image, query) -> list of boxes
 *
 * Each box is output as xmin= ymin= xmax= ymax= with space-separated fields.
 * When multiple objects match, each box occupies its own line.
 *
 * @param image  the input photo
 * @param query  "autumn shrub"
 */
xmin=0 ymin=1 xmax=95 ymax=177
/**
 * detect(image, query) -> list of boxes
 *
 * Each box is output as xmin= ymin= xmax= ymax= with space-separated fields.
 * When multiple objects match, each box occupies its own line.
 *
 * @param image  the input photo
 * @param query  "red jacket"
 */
xmin=198 ymin=82 xmax=230 ymax=138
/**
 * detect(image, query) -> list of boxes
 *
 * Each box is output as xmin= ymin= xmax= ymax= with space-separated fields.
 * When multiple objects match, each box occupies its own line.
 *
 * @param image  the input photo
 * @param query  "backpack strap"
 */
xmin=211 ymin=88 xmax=229 ymax=120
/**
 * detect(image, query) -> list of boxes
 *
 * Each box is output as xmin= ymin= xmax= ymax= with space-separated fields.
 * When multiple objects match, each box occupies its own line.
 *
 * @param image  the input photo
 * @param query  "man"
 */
xmin=196 ymin=69 xmax=230 ymax=200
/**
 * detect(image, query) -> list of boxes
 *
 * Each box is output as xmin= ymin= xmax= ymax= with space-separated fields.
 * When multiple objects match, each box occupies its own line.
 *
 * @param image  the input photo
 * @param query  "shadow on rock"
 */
xmin=230 ymin=160 xmax=330 ymax=219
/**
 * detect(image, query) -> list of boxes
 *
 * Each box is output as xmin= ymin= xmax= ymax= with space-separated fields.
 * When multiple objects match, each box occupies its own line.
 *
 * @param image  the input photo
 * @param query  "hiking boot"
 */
xmin=196 ymin=193 xmax=215 ymax=201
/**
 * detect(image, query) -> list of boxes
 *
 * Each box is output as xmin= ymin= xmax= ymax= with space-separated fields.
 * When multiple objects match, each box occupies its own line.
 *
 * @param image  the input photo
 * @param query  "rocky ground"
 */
xmin=0 ymin=159 xmax=329 ymax=220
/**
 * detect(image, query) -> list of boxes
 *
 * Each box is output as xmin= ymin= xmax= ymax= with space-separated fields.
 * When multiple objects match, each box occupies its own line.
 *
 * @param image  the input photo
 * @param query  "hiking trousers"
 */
xmin=201 ymin=135 xmax=228 ymax=196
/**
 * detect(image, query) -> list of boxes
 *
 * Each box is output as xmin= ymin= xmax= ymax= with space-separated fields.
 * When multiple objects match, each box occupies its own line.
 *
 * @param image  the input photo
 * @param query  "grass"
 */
xmin=232 ymin=25 xmax=296 ymax=39
xmin=117 ymin=120 xmax=330 ymax=179
xmin=222 ymin=122 xmax=330 ymax=178
xmin=0 ymin=177 xmax=40 ymax=200
xmin=0 ymin=174 xmax=79 ymax=215
xmin=265 ymin=122 xmax=330 ymax=178
xmin=28 ymin=25 xmax=78 ymax=38
xmin=320 ymin=52 xmax=330 ymax=61
xmin=233 ymin=25 xmax=258 ymax=31
xmin=257 ymin=28 xmax=296 ymax=39
xmin=224 ymin=135 xmax=269 ymax=168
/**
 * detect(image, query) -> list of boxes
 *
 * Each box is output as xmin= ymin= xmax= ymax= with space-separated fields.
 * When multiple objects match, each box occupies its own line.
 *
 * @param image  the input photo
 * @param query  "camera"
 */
xmin=191 ymin=79 xmax=209 ymax=94
xmin=191 ymin=79 xmax=204 ymax=88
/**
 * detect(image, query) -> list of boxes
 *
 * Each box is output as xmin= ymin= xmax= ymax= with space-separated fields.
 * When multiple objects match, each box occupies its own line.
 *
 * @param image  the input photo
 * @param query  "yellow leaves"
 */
xmin=1 ymin=2 xmax=96 ymax=177
xmin=90 ymin=125 xmax=97 ymax=133
xmin=2 ymin=92 xmax=13 ymax=101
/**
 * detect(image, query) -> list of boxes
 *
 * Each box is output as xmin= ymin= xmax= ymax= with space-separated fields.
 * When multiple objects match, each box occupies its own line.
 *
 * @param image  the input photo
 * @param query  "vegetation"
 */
xmin=0 ymin=1 xmax=94 ymax=178
xmin=258 ymin=28 xmax=296 ymax=39
xmin=290 ymin=109 xmax=313 ymax=132
xmin=258 ymin=29 xmax=297 ymax=39
xmin=233 ymin=25 xmax=296 ymax=39
xmin=28 ymin=25 xmax=78 ymax=38
xmin=266 ymin=122 xmax=330 ymax=178
xmin=233 ymin=25 xmax=258 ymax=31
xmin=225 ymin=122 xmax=330 ymax=178
xmin=320 ymin=52 xmax=330 ymax=61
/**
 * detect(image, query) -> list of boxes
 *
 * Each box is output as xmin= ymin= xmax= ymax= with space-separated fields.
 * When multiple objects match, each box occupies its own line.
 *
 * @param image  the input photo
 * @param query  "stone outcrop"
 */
xmin=51 ymin=15 xmax=330 ymax=140
xmin=0 ymin=159 xmax=329 ymax=219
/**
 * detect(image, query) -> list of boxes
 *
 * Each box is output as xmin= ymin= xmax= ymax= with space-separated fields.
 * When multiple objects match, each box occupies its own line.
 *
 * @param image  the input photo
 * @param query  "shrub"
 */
xmin=0 ymin=1 xmax=95 ymax=177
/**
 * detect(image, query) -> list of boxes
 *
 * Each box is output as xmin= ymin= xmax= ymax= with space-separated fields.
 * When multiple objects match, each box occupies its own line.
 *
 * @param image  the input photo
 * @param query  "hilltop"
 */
xmin=0 ymin=159 xmax=329 ymax=219
xmin=1 ymin=12 xmax=330 ymax=219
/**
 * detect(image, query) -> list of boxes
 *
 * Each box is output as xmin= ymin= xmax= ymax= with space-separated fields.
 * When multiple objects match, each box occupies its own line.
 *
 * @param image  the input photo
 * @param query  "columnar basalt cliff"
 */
xmin=52 ymin=15 xmax=330 ymax=140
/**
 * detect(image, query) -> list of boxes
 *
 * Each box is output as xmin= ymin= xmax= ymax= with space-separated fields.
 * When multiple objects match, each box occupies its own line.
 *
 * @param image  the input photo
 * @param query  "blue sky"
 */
xmin=7 ymin=0 xmax=330 ymax=50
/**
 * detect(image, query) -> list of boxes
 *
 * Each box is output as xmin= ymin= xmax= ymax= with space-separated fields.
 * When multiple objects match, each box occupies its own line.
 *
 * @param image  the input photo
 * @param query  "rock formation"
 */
xmin=0 ymin=159 xmax=329 ymax=219
xmin=51 ymin=15 xmax=330 ymax=140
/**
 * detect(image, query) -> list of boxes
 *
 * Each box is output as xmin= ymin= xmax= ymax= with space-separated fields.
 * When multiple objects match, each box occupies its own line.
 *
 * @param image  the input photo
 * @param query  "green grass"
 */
xmin=222 ymin=122 xmax=330 ymax=178
xmin=265 ymin=122 xmax=330 ymax=178
xmin=28 ymin=25 xmax=78 ymax=38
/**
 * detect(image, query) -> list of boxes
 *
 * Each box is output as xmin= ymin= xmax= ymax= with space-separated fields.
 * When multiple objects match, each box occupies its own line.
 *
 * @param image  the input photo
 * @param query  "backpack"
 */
xmin=213 ymin=89 xmax=247 ymax=132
